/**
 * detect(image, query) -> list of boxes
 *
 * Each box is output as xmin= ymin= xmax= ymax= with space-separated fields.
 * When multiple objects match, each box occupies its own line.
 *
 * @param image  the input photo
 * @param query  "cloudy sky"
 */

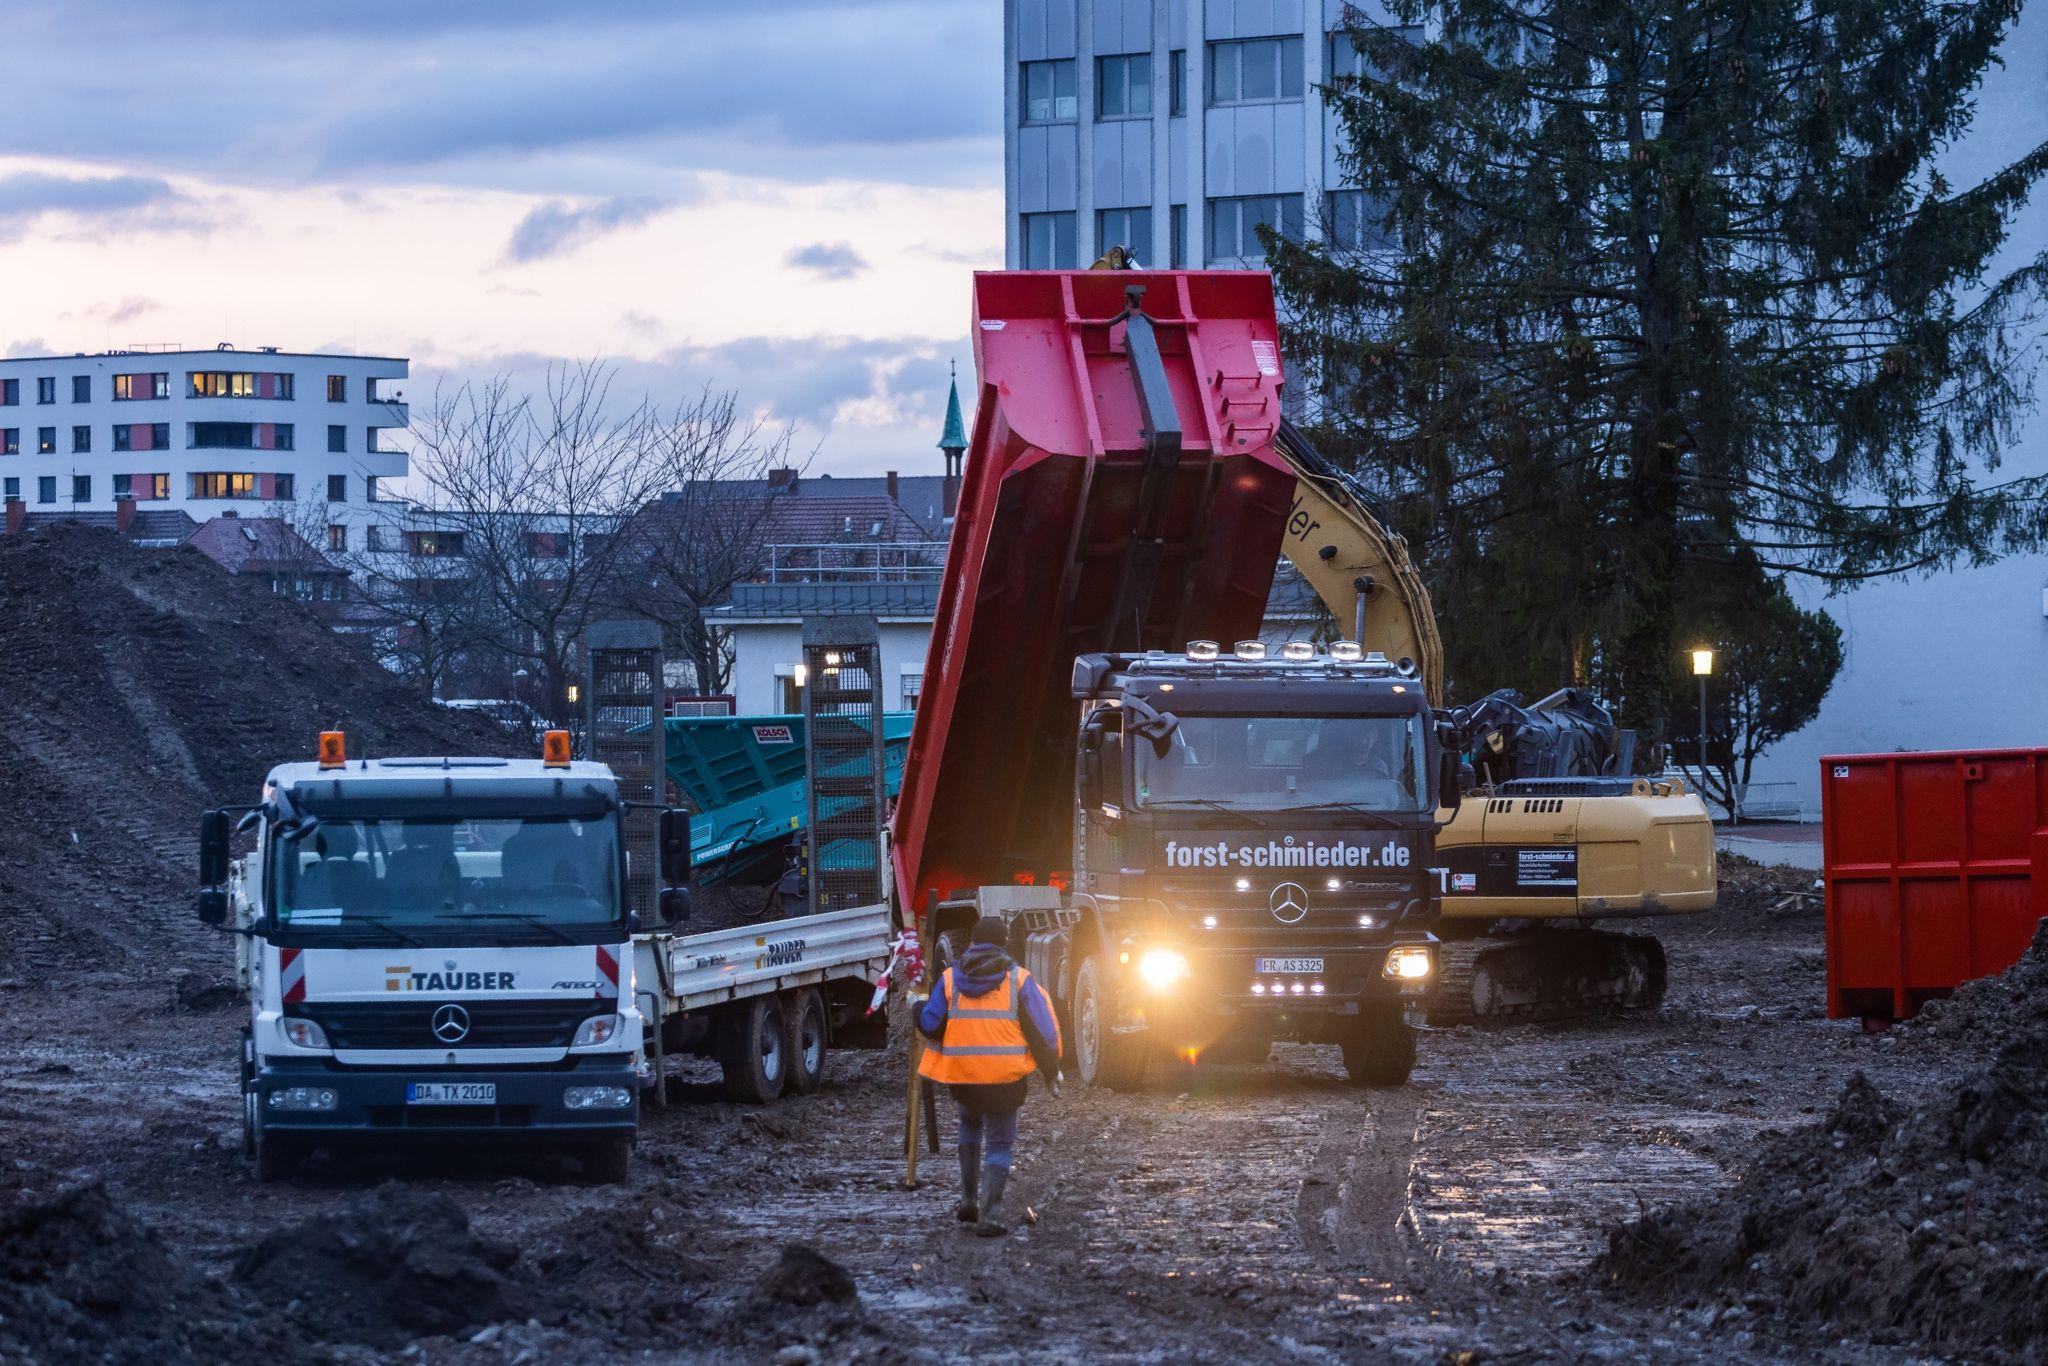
xmin=0 ymin=0 xmax=1001 ymax=477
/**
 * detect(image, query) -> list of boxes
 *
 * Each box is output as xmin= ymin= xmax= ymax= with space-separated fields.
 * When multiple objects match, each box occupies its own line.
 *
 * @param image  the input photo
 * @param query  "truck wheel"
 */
xmin=1073 ymin=957 xmax=1146 ymax=1092
xmin=1340 ymin=1007 xmax=1417 ymax=1087
xmin=720 ymin=994 xmax=789 ymax=1103
xmin=253 ymin=1124 xmax=302 ymax=1183
xmin=583 ymin=1137 xmax=632 ymax=1185
xmin=784 ymin=988 xmax=828 ymax=1095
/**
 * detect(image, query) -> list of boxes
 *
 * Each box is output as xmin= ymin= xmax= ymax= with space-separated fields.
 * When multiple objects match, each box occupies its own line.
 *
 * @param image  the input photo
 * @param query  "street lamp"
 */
xmin=1690 ymin=647 xmax=1714 ymax=791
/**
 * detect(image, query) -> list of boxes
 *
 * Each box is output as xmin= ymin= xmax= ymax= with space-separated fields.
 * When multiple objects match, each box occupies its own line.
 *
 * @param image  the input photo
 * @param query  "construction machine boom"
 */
xmin=1266 ymin=420 xmax=1716 ymax=1021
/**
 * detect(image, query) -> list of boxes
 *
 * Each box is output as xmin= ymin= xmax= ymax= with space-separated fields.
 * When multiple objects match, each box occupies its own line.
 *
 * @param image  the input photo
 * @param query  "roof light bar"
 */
xmin=1186 ymin=639 xmax=1220 ymax=661
xmin=1234 ymin=640 xmax=1267 ymax=661
xmin=1282 ymin=641 xmax=1315 ymax=661
xmin=1329 ymin=641 xmax=1363 ymax=662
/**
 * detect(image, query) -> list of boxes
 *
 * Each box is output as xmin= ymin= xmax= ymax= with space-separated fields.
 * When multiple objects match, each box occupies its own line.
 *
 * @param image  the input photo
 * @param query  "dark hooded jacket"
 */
xmin=917 ymin=942 xmax=1062 ymax=1106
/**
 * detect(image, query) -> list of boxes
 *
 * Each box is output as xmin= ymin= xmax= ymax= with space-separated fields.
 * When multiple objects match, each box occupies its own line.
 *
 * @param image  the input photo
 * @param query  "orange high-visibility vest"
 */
xmin=918 ymin=965 xmax=1038 ymax=1086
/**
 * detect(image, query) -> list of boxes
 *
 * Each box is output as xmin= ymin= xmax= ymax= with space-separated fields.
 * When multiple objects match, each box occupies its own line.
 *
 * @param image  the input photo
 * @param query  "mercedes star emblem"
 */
xmin=431 ymin=1003 xmax=471 ymax=1044
xmin=1269 ymin=882 xmax=1308 ymax=924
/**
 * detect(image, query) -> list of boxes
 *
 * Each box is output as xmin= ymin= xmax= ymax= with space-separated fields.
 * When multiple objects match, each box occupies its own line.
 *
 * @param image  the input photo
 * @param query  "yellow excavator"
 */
xmin=1275 ymin=421 xmax=1718 ymax=1022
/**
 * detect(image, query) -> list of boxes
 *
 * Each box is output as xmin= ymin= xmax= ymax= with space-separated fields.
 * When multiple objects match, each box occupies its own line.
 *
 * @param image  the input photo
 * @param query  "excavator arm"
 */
xmin=1274 ymin=421 xmax=1445 ymax=707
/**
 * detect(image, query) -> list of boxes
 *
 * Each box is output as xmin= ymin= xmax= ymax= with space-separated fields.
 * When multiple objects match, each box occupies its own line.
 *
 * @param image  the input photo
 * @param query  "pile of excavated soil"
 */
xmin=1597 ymin=1014 xmax=2048 ymax=1356
xmin=0 ymin=1184 xmax=305 ymax=1365
xmin=1712 ymin=852 xmax=1820 ymax=925
xmin=234 ymin=1186 xmax=527 ymax=1349
xmin=1901 ymin=918 xmax=2048 ymax=1050
xmin=0 ymin=524 xmax=516 ymax=985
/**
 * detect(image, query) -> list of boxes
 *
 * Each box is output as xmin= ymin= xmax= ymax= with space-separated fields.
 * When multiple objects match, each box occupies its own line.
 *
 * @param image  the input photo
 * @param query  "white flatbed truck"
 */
xmin=202 ymin=731 xmax=894 ymax=1183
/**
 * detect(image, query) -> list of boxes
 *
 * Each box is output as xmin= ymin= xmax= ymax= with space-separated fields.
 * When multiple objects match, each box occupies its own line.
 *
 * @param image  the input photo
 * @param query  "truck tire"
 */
xmin=240 ymin=1031 xmax=257 ymax=1158
xmin=784 ymin=988 xmax=828 ymax=1095
xmin=253 ymin=1124 xmax=302 ymax=1183
xmin=720 ymin=994 xmax=789 ymax=1103
xmin=1073 ymin=957 xmax=1147 ymax=1092
xmin=582 ymin=1136 xmax=632 ymax=1185
xmin=1340 ymin=1007 xmax=1417 ymax=1087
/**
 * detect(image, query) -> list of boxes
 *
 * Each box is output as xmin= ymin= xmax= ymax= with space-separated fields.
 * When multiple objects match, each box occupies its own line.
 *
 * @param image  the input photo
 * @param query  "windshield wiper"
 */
xmin=1279 ymin=801 xmax=1415 ymax=829
xmin=450 ymin=911 xmax=578 ymax=945
xmin=1147 ymin=798 xmax=1272 ymax=829
xmin=304 ymin=914 xmax=426 ymax=947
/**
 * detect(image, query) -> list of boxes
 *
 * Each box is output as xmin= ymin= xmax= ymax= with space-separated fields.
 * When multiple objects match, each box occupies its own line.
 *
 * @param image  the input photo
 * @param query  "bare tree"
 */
xmin=324 ymin=499 xmax=494 ymax=697
xmin=410 ymin=364 xmax=672 ymax=722
xmin=620 ymin=388 xmax=808 ymax=694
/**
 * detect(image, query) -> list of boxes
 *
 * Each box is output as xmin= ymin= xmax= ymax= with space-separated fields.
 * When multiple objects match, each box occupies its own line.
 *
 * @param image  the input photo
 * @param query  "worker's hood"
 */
xmin=951 ymin=943 xmax=1017 ymax=998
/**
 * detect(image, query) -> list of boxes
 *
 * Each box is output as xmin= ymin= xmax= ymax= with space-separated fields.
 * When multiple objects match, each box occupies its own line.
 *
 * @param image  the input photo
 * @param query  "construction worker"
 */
xmin=917 ymin=917 xmax=1062 ymax=1236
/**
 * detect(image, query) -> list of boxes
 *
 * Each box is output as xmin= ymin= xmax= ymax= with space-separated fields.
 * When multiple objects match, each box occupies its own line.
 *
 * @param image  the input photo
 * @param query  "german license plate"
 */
xmin=1256 ymin=957 xmax=1324 ymax=974
xmin=406 ymin=1082 xmax=496 ymax=1106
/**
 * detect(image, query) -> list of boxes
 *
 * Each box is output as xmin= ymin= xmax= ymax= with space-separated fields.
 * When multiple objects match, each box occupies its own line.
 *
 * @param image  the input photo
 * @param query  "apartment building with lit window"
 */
xmin=1003 ymin=0 xmax=1411 ymax=270
xmin=0 ymin=347 xmax=409 ymax=547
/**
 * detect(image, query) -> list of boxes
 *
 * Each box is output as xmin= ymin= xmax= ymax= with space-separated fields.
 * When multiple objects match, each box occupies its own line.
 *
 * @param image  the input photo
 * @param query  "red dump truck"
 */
xmin=891 ymin=270 xmax=1446 ymax=1089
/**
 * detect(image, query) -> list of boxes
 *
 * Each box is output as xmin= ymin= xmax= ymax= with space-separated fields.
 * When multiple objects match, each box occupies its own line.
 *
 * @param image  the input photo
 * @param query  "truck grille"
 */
xmin=293 ymin=999 xmax=600 ymax=1050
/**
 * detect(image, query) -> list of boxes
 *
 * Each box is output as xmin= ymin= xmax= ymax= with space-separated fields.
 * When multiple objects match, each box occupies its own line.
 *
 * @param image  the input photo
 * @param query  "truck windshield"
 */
xmin=1135 ymin=713 xmax=1429 ymax=814
xmin=274 ymin=815 xmax=621 ymax=931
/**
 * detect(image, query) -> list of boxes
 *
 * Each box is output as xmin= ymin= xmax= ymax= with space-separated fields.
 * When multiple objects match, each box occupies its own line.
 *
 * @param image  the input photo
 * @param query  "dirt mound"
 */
xmin=234 ymin=1185 xmax=524 ymax=1348
xmin=0 ymin=1183 xmax=303 ymax=1365
xmin=0 ymin=524 xmax=516 ymax=984
xmin=753 ymin=1243 xmax=860 ymax=1307
xmin=1598 ymin=1029 xmax=2048 ymax=1357
xmin=1712 ymin=852 xmax=1820 ymax=925
xmin=1902 ymin=918 xmax=2048 ymax=1050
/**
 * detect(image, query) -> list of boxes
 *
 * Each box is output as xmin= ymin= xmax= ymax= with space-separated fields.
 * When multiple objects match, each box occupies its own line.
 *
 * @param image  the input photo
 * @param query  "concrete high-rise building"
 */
xmin=0 ymin=347 xmax=408 ymax=545
xmin=1002 ymin=1 xmax=1409 ymax=271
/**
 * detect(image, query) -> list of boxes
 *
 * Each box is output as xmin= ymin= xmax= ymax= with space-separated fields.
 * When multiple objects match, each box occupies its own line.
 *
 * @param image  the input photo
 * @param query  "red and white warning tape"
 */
xmin=866 ymin=930 xmax=922 ymax=1014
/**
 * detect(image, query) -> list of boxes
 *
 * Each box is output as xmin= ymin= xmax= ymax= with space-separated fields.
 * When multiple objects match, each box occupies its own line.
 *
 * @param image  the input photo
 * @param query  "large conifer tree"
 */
xmin=1271 ymin=0 xmax=2048 ymax=743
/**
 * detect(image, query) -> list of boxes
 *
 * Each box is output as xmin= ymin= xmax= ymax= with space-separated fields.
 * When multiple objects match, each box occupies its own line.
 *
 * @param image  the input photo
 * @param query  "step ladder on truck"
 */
xmin=199 ymin=625 xmax=895 ymax=1185
xmin=891 ymin=270 xmax=1448 ymax=1105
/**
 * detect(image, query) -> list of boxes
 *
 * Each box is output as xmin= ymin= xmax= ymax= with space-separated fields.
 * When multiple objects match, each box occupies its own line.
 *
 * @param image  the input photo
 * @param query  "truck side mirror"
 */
xmin=196 ymin=888 xmax=228 ymax=926
xmin=199 ymin=809 xmax=231 ymax=887
xmin=658 ymin=808 xmax=692 ymax=884
xmin=1439 ymin=751 xmax=1464 ymax=815
xmin=1078 ymin=733 xmax=1104 ymax=810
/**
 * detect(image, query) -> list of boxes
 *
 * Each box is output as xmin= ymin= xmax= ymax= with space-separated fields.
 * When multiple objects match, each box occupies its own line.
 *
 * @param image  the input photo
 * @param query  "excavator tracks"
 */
xmin=1429 ymin=929 xmax=1668 ymax=1025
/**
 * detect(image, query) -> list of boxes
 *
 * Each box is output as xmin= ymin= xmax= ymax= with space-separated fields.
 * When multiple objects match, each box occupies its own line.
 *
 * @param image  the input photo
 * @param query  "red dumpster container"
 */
xmin=1821 ymin=748 xmax=2048 ymax=1023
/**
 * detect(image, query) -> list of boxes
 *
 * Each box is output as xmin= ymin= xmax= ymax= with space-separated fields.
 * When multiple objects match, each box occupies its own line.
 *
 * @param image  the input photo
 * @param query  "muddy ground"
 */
xmin=0 ymin=858 xmax=2014 ymax=1364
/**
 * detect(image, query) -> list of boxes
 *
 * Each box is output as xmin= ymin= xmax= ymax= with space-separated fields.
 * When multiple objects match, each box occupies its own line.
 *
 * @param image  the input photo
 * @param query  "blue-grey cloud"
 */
xmin=503 ymin=195 xmax=672 ymax=262
xmin=3 ymin=2 xmax=1002 ymax=193
xmin=0 ymin=172 xmax=184 ymax=241
xmin=786 ymin=242 xmax=869 ymax=281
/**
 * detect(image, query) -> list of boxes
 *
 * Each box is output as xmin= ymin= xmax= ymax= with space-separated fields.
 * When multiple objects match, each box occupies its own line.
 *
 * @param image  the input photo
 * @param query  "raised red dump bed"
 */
xmin=1822 ymin=747 xmax=2048 ymax=1023
xmin=891 ymin=270 xmax=1297 ymax=926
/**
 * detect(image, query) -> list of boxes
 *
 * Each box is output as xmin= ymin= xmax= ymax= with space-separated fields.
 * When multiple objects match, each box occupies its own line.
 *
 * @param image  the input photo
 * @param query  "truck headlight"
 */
xmin=564 ymin=1086 xmax=635 ymax=1110
xmin=280 ymin=1018 xmax=329 ymax=1049
xmin=571 ymin=1014 xmax=622 ymax=1048
xmin=1136 ymin=949 xmax=1189 ymax=989
xmin=1383 ymin=946 xmax=1433 ymax=981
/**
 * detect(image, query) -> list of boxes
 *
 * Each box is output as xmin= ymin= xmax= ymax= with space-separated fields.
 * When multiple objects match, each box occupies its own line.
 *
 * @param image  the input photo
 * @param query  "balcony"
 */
xmin=759 ymin=541 xmax=948 ymax=583
xmin=367 ymin=379 xmax=409 ymax=426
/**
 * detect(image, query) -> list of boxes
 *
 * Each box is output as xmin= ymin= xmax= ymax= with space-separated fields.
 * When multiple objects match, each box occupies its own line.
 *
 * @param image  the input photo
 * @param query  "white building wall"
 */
xmin=0 ymin=347 xmax=408 ymax=538
xmin=726 ymin=620 xmax=938 ymax=715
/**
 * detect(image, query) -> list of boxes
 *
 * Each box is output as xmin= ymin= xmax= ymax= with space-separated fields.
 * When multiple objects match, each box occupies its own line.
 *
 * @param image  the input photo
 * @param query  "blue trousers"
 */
xmin=956 ymin=1103 xmax=1019 ymax=1169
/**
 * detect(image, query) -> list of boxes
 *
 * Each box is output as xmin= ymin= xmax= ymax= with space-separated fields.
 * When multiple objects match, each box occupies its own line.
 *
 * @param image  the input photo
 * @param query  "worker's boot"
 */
xmin=954 ymin=1144 xmax=980 ymax=1222
xmin=974 ymin=1163 xmax=1011 ymax=1237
